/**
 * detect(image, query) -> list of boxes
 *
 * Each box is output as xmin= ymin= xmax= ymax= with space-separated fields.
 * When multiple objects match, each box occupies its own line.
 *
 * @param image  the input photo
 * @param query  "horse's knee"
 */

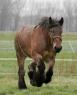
xmin=18 ymin=68 xmax=25 ymax=78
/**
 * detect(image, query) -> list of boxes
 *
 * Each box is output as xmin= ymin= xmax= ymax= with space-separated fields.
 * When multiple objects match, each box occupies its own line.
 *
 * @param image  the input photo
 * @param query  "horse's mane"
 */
xmin=34 ymin=17 xmax=60 ymax=29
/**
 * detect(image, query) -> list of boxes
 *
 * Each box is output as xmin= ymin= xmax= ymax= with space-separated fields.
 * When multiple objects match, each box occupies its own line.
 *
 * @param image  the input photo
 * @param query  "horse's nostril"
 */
xmin=55 ymin=46 xmax=62 ymax=49
xmin=54 ymin=46 xmax=62 ymax=53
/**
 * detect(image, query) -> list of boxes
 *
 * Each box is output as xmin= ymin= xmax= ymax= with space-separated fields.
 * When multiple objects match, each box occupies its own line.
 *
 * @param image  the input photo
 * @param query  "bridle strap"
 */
xmin=52 ymin=36 xmax=62 ymax=39
xmin=49 ymin=31 xmax=62 ymax=41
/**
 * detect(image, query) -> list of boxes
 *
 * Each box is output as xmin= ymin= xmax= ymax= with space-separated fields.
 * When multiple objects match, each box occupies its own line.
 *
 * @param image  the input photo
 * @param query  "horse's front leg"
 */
xmin=29 ymin=53 xmax=45 ymax=87
xmin=17 ymin=54 xmax=27 ymax=89
xmin=44 ymin=59 xmax=55 ymax=84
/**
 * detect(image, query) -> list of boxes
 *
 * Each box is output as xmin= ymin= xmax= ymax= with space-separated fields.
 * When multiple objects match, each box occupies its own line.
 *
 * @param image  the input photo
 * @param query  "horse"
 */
xmin=15 ymin=16 xmax=64 ymax=89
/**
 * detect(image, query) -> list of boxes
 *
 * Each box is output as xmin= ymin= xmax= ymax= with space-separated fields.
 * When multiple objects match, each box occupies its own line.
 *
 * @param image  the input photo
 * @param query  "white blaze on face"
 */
xmin=53 ymin=42 xmax=56 ymax=49
xmin=53 ymin=37 xmax=62 ymax=49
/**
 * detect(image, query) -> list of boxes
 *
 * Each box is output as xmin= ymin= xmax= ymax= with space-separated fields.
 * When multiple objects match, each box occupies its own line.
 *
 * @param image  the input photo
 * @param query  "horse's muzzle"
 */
xmin=54 ymin=46 xmax=62 ymax=53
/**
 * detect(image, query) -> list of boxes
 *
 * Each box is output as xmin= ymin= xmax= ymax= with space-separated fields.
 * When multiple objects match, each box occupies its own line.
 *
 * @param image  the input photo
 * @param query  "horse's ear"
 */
xmin=59 ymin=17 xmax=64 ymax=26
xmin=49 ymin=17 xmax=52 ymax=23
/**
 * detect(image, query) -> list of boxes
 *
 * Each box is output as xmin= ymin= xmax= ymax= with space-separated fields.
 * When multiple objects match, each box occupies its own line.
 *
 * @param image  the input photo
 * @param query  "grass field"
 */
xmin=0 ymin=32 xmax=77 ymax=95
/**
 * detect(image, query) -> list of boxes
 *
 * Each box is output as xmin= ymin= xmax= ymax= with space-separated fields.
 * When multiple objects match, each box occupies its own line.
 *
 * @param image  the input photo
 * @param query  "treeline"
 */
xmin=0 ymin=0 xmax=77 ymax=32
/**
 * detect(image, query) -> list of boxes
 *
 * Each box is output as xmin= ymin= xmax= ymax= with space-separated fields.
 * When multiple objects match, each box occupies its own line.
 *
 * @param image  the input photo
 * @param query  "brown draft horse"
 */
xmin=15 ymin=16 xmax=64 ymax=89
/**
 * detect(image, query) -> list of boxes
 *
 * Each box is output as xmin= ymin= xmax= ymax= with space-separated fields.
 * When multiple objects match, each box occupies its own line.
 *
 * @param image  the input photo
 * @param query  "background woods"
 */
xmin=0 ymin=0 xmax=77 ymax=32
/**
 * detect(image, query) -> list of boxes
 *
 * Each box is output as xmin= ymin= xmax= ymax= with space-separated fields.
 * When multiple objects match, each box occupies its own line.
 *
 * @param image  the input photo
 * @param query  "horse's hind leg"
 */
xmin=17 ymin=54 xmax=27 ymax=89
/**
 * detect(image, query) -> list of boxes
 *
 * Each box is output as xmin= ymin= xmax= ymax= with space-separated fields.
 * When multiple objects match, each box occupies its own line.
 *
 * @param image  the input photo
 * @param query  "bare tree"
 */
xmin=0 ymin=0 xmax=13 ymax=30
xmin=64 ymin=0 xmax=77 ymax=32
xmin=0 ymin=0 xmax=77 ymax=32
xmin=12 ymin=0 xmax=26 ymax=30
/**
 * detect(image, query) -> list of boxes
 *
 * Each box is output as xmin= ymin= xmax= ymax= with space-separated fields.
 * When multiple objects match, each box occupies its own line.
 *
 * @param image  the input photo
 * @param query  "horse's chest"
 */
xmin=43 ymin=51 xmax=54 ymax=62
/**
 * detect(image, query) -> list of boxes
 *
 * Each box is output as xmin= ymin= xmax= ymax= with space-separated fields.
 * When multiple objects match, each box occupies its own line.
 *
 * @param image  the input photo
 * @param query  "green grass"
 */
xmin=63 ymin=34 xmax=77 ymax=40
xmin=0 ymin=51 xmax=16 ymax=58
xmin=0 ymin=51 xmax=77 ymax=59
xmin=56 ymin=52 xmax=77 ymax=59
xmin=0 ymin=32 xmax=77 ymax=95
xmin=0 ymin=60 xmax=77 ymax=95
xmin=0 ymin=79 xmax=77 ymax=95
xmin=0 ymin=32 xmax=15 ymax=40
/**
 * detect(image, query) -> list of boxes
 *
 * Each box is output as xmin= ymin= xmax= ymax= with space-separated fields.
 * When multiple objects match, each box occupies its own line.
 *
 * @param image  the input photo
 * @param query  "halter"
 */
xmin=49 ymin=30 xmax=62 ymax=41
xmin=52 ymin=36 xmax=62 ymax=41
xmin=49 ymin=32 xmax=62 ymax=47
xmin=49 ymin=25 xmax=62 ymax=41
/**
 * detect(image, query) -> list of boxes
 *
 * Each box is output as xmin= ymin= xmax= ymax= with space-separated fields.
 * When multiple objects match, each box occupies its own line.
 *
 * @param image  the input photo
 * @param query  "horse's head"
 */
xmin=38 ymin=16 xmax=64 ymax=53
xmin=49 ymin=17 xmax=64 ymax=53
xmin=28 ymin=59 xmax=45 ymax=87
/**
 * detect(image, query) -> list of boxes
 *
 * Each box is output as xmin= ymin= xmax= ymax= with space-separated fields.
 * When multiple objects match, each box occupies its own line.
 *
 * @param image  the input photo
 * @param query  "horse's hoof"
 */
xmin=19 ymin=84 xmax=27 ymax=89
xmin=18 ymin=80 xmax=27 ymax=89
xmin=30 ymin=80 xmax=43 ymax=87
xmin=44 ymin=77 xmax=51 ymax=84
xmin=44 ymin=70 xmax=53 ymax=84
xmin=30 ymin=80 xmax=37 ymax=86
xmin=36 ymin=82 xmax=43 ymax=87
xmin=19 ymin=85 xmax=27 ymax=89
xmin=19 ymin=86 xmax=27 ymax=89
